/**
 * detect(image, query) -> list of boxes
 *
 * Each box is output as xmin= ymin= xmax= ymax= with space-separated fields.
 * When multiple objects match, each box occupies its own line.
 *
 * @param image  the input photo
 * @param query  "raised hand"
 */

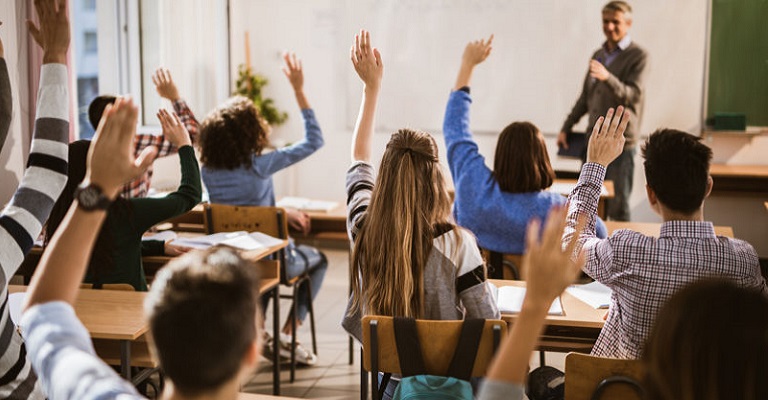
xmin=462 ymin=34 xmax=493 ymax=67
xmin=157 ymin=108 xmax=191 ymax=148
xmin=27 ymin=0 xmax=71 ymax=64
xmin=586 ymin=106 xmax=630 ymax=167
xmin=282 ymin=52 xmax=304 ymax=92
xmin=522 ymin=205 xmax=585 ymax=306
xmin=350 ymin=30 xmax=383 ymax=90
xmin=87 ymin=98 xmax=157 ymax=199
xmin=152 ymin=68 xmax=180 ymax=101
xmin=589 ymin=59 xmax=610 ymax=81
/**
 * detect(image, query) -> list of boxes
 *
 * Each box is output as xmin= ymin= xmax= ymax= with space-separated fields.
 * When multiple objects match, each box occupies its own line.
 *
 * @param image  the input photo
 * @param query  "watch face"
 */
xmin=80 ymin=188 xmax=99 ymax=207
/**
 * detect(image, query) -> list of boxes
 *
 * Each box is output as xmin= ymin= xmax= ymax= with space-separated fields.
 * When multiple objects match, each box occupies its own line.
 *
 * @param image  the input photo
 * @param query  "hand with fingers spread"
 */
xmin=27 ymin=0 xmax=71 ymax=64
xmin=282 ymin=52 xmax=304 ymax=92
xmin=153 ymin=68 xmax=180 ymax=101
xmin=157 ymin=108 xmax=191 ymax=148
xmin=87 ymin=98 xmax=157 ymax=199
xmin=454 ymin=34 xmax=494 ymax=90
xmin=522 ymin=205 xmax=586 ymax=307
xmin=587 ymin=106 xmax=630 ymax=167
xmin=350 ymin=30 xmax=383 ymax=91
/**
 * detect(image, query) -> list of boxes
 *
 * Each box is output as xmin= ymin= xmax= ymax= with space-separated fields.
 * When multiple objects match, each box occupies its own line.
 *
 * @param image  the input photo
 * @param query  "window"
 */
xmin=83 ymin=0 xmax=96 ymax=11
xmin=71 ymin=0 xmax=100 ymax=138
xmin=84 ymin=32 xmax=97 ymax=54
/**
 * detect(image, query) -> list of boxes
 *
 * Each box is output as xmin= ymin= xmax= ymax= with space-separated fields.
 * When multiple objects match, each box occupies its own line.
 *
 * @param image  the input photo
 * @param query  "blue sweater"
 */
xmin=202 ymin=108 xmax=324 ymax=206
xmin=443 ymin=90 xmax=606 ymax=254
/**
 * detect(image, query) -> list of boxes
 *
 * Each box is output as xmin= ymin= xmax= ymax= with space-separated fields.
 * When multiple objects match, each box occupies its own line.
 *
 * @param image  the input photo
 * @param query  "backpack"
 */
xmin=383 ymin=317 xmax=486 ymax=400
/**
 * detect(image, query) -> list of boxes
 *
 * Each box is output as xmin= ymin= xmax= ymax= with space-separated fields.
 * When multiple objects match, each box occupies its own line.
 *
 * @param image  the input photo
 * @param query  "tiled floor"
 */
xmin=241 ymin=247 xmax=566 ymax=399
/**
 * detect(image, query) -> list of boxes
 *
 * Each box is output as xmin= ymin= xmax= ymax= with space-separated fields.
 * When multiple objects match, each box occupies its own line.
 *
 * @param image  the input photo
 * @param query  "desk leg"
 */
xmin=120 ymin=340 xmax=132 ymax=380
xmin=272 ymin=286 xmax=280 ymax=396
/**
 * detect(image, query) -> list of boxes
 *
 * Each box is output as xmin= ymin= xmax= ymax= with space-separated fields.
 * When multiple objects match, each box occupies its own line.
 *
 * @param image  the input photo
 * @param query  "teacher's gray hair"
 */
xmin=603 ymin=1 xmax=632 ymax=20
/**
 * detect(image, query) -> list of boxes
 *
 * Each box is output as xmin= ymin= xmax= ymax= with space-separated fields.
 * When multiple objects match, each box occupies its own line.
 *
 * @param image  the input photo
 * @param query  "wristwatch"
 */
xmin=74 ymin=183 xmax=112 ymax=211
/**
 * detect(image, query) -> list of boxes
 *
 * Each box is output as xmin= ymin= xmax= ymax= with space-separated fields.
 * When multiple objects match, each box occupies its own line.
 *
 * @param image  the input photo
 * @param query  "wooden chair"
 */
xmin=481 ymin=248 xmax=522 ymax=280
xmin=361 ymin=316 xmax=507 ymax=400
xmin=203 ymin=203 xmax=317 ymax=382
xmin=565 ymin=352 xmax=644 ymax=400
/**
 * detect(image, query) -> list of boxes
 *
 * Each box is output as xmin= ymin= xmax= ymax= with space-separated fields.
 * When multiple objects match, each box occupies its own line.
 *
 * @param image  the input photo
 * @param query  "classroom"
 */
xmin=0 ymin=0 xmax=766 ymax=399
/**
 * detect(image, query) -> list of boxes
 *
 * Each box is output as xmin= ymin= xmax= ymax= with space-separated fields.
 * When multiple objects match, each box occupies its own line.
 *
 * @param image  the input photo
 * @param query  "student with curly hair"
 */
xmin=198 ymin=53 xmax=325 ymax=366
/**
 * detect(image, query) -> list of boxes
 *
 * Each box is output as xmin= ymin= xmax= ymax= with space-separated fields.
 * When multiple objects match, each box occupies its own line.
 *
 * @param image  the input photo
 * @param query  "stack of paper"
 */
xmin=495 ymin=285 xmax=563 ymax=315
xmin=171 ymin=231 xmax=282 ymax=251
xmin=277 ymin=197 xmax=338 ymax=213
xmin=566 ymin=281 xmax=612 ymax=309
xmin=142 ymin=230 xmax=178 ymax=243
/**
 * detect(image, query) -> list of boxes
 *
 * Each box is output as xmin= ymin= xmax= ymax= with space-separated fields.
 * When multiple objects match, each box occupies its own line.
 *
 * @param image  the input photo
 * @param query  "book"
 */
xmin=566 ymin=281 xmax=612 ymax=309
xmin=557 ymin=131 xmax=587 ymax=158
xmin=492 ymin=285 xmax=563 ymax=315
xmin=277 ymin=197 xmax=338 ymax=213
xmin=170 ymin=231 xmax=282 ymax=251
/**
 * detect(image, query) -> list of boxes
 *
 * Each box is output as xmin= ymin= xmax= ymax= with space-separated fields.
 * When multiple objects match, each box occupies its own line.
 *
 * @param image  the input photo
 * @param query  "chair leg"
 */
xmin=349 ymin=336 xmax=354 ymax=365
xmin=539 ymin=350 xmax=546 ymax=367
xmin=290 ymin=286 xmax=298 ymax=383
xmin=360 ymin=352 xmax=368 ymax=400
xmin=305 ymin=277 xmax=318 ymax=355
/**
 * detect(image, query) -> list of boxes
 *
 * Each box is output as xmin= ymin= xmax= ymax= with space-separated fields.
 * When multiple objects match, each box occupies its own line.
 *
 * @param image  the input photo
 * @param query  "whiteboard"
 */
xmin=233 ymin=0 xmax=708 ymax=136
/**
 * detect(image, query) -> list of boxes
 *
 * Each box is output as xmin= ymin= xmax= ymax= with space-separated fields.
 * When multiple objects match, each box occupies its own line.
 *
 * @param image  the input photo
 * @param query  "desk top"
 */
xmin=550 ymin=179 xmax=615 ymax=199
xmin=491 ymin=280 xmax=605 ymax=329
xmin=9 ymin=286 xmax=148 ymax=341
xmin=710 ymin=164 xmax=768 ymax=178
xmin=605 ymin=221 xmax=734 ymax=238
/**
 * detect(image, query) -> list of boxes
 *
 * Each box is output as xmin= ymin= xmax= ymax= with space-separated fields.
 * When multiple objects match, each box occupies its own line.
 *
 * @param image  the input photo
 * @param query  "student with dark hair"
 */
xmin=643 ymin=279 xmax=768 ymax=400
xmin=443 ymin=36 xmax=606 ymax=259
xmin=88 ymin=68 xmax=200 ymax=199
xmin=198 ymin=52 xmax=326 ymax=365
xmin=0 ymin=1 xmax=70 ymax=396
xmin=563 ymin=108 xmax=766 ymax=359
xmin=21 ymin=98 xmax=265 ymax=399
xmin=45 ymin=109 xmax=201 ymax=291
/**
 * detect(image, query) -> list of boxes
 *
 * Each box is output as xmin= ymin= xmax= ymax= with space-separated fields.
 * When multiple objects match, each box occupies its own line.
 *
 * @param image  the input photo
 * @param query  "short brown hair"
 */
xmin=199 ymin=96 xmax=270 ymax=170
xmin=145 ymin=247 xmax=261 ymax=395
xmin=603 ymin=1 xmax=632 ymax=17
xmin=493 ymin=121 xmax=555 ymax=193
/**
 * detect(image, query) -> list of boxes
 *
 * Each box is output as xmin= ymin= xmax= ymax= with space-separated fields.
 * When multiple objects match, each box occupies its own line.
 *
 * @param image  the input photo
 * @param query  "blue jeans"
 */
xmin=604 ymin=147 xmax=635 ymax=221
xmin=262 ymin=243 xmax=327 ymax=322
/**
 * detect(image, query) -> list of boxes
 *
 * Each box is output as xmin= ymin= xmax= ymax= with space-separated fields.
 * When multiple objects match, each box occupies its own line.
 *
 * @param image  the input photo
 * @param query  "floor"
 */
xmin=240 ymin=246 xmax=566 ymax=399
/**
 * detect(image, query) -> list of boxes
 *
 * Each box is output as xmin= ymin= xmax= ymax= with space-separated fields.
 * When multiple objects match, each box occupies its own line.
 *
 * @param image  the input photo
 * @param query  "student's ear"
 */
xmin=704 ymin=175 xmax=713 ymax=198
xmin=646 ymin=184 xmax=660 ymax=213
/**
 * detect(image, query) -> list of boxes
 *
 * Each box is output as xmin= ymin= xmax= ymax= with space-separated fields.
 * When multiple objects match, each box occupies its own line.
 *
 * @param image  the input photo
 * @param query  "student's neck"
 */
xmin=659 ymin=205 xmax=704 ymax=222
xmin=162 ymin=379 xmax=240 ymax=400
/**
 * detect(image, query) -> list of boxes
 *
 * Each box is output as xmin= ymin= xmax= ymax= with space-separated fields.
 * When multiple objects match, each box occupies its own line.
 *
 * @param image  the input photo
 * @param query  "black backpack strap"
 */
xmin=392 ymin=317 xmax=427 ymax=377
xmin=445 ymin=318 xmax=485 ymax=380
xmin=488 ymin=251 xmax=504 ymax=279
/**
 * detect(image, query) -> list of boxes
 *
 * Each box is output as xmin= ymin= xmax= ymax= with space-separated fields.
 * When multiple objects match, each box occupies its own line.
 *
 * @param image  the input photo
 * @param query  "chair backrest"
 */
xmin=204 ymin=203 xmax=288 ymax=239
xmin=480 ymin=248 xmax=522 ymax=280
xmin=361 ymin=316 xmax=507 ymax=377
xmin=565 ymin=352 xmax=644 ymax=400
xmin=79 ymin=283 xmax=136 ymax=291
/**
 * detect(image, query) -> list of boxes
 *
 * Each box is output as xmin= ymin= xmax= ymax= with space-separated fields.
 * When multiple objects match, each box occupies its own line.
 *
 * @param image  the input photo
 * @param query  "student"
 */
xmin=88 ymin=68 xmax=199 ymax=199
xmin=644 ymin=279 xmax=768 ymax=400
xmin=0 ymin=1 xmax=70 ymax=397
xmin=443 ymin=36 xmax=606 ymax=262
xmin=21 ymin=98 xmax=265 ymax=400
xmin=343 ymin=30 xmax=499 ymax=397
xmin=478 ymin=207 xmax=585 ymax=400
xmin=198 ymin=53 xmax=325 ymax=365
xmin=44 ymin=109 xmax=201 ymax=291
xmin=563 ymin=106 xmax=767 ymax=358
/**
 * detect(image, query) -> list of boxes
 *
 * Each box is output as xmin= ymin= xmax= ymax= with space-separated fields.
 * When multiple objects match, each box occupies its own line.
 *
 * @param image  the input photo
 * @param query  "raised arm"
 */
xmin=154 ymin=67 xmax=200 ymax=139
xmin=453 ymin=35 xmax=493 ymax=90
xmin=479 ymin=206 xmax=584 ymax=399
xmin=350 ymin=30 xmax=383 ymax=163
xmin=563 ymin=107 xmax=629 ymax=269
xmin=282 ymin=52 xmax=310 ymax=110
xmin=25 ymin=98 xmax=156 ymax=307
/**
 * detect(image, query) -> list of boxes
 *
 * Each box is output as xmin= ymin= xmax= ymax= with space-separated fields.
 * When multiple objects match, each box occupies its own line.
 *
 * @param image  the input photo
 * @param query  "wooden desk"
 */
xmin=709 ymin=164 xmax=768 ymax=194
xmin=605 ymin=221 xmax=735 ymax=238
xmin=239 ymin=393 xmax=302 ymax=400
xmin=10 ymin=286 xmax=146 ymax=380
xmin=491 ymin=280 xmax=605 ymax=353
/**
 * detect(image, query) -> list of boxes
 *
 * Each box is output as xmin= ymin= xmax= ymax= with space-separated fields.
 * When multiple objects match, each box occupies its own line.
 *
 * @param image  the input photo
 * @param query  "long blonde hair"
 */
xmin=350 ymin=129 xmax=454 ymax=319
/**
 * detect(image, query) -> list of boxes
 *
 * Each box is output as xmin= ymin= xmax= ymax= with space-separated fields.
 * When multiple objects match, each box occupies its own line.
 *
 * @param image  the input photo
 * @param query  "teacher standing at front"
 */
xmin=557 ymin=1 xmax=647 ymax=221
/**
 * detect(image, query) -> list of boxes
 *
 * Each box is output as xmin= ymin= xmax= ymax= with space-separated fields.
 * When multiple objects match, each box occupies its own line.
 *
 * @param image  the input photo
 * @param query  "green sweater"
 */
xmin=84 ymin=145 xmax=202 ymax=291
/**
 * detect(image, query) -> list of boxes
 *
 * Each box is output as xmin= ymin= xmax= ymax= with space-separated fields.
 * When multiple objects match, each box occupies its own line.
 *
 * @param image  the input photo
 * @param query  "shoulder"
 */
xmin=434 ymin=227 xmax=484 ymax=275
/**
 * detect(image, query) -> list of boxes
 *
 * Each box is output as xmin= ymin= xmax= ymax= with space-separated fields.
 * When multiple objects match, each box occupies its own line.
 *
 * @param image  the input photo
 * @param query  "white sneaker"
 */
xmin=278 ymin=333 xmax=317 ymax=366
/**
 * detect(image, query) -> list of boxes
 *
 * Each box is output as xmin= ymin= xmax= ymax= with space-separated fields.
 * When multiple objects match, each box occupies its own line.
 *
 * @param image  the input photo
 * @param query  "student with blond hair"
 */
xmin=343 ymin=30 xmax=499 ymax=398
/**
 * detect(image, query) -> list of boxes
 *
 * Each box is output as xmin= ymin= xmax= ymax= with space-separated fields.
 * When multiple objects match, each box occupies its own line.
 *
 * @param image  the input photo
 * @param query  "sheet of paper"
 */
xmin=496 ymin=286 xmax=563 ymax=315
xmin=549 ymin=182 xmax=608 ymax=197
xmin=277 ymin=197 xmax=338 ymax=213
xmin=171 ymin=231 xmax=248 ymax=249
xmin=566 ymin=281 xmax=612 ymax=309
xmin=142 ymin=230 xmax=178 ymax=243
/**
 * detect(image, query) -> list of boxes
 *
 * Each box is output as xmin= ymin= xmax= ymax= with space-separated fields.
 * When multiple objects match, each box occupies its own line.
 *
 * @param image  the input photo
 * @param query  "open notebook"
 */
xmin=170 ymin=231 xmax=283 ymax=251
xmin=491 ymin=284 xmax=563 ymax=315
xmin=566 ymin=281 xmax=612 ymax=309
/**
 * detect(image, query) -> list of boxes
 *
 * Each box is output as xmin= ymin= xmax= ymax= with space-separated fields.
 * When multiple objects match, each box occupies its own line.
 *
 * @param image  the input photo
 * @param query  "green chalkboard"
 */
xmin=707 ymin=0 xmax=768 ymax=127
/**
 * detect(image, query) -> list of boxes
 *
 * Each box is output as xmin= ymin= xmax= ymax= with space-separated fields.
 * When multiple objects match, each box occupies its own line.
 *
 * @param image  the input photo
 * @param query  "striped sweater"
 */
xmin=0 ymin=61 xmax=69 ymax=399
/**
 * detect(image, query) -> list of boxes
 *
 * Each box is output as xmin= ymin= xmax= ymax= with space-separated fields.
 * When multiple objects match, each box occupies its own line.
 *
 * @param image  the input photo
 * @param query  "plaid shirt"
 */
xmin=120 ymin=99 xmax=200 ymax=198
xmin=564 ymin=162 xmax=766 ymax=359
